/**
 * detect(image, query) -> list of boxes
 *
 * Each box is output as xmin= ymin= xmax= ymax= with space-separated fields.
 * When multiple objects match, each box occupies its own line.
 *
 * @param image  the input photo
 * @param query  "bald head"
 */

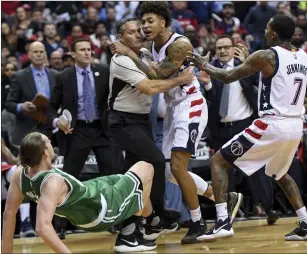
xmin=29 ymin=42 xmax=46 ymax=68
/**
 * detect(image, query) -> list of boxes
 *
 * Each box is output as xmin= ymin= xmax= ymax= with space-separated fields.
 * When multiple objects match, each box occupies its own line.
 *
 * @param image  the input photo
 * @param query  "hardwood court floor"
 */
xmin=13 ymin=217 xmax=306 ymax=253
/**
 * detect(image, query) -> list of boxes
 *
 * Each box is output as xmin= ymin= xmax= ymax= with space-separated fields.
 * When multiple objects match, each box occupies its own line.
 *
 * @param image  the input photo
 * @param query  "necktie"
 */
xmin=219 ymin=64 xmax=230 ymax=118
xmin=82 ymin=70 xmax=96 ymax=122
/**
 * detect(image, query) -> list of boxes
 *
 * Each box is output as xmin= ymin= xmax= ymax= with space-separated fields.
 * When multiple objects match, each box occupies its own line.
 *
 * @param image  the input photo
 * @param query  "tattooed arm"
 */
xmin=187 ymin=49 xmax=276 ymax=84
xmin=110 ymin=38 xmax=192 ymax=79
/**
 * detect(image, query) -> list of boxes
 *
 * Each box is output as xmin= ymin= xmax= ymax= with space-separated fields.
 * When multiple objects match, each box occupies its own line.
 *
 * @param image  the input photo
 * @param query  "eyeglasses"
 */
xmin=216 ymin=45 xmax=233 ymax=51
xmin=5 ymin=68 xmax=15 ymax=71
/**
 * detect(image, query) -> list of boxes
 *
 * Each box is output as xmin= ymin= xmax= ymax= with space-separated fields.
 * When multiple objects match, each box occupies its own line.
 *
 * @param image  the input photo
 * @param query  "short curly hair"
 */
xmin=140 ymin=1 xmax=172 ymax=28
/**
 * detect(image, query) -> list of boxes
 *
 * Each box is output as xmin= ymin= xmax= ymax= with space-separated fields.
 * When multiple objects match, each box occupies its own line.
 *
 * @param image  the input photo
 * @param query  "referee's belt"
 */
xmin=219 ymin=117 xmax=251 ymax=127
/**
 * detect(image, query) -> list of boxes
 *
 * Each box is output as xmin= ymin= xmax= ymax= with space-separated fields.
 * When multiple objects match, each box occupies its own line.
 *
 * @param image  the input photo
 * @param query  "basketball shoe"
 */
xmin=227 ymin=192 xmax=243 ymax=224
xmin=181 ymin=218 xmax=208 ymax=244
xmin=285 ymin=221 xmax=307 ymax=241
xmin=114 ymin=230 xmax=157 ymax=252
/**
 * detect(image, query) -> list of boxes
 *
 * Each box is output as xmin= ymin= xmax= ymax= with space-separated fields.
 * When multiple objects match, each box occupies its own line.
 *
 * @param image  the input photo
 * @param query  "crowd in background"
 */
xmin=1 ymin=1 xmax=307 ymax=237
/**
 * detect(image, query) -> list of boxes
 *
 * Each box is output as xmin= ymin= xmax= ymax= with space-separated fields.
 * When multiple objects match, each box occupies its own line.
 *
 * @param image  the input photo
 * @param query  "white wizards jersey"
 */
xmin=258 ymin=46 xmax=307 ymax=118
xmin=151 ymin=33 xmax=201 ymax=103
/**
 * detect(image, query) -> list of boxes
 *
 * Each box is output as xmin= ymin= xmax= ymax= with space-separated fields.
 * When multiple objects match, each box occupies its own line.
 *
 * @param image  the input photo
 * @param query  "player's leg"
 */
xmin=277 ymin=174 xmax=307 ymax=240
xmin=265 ymin=125 xmax=307 ymax=241
xmin=167 ymin=97 xmax=208 ymax=244
xmin=202 ymin=118 xmax=276 ymax=240
xmin=113 ymin=162 xmax=157 ymax=252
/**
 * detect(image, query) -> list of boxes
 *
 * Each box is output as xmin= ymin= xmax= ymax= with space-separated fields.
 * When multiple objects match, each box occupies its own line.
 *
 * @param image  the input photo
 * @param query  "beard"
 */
xmin=291 ymin=39 xmax=304 ymax=48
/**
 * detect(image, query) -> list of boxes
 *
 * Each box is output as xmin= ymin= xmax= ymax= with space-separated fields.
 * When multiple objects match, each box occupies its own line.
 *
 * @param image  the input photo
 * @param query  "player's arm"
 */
xmin=136 ymin=66 xmax=194 ymax=95
xmin=187 ymin=49 xmax=275 ymax=84
xmin=112 ymin=56 xmax=194 ymax=95
xmin=35 ymin=174 xmax=71 ymax=253
xmin=2 ymin=167 xmax=24 ymax=253
xmin=111 ymin=38 xmax=192 ymax=79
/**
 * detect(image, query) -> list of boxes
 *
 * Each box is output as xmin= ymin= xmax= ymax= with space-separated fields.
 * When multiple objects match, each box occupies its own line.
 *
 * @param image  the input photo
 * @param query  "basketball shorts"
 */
xmin=220 ymin=116 xmax=303 ymax=180
xmin=162 ymin=92 xmax=208 ymax=160
xmin=81 ymin=171 xmax=143 ymax=232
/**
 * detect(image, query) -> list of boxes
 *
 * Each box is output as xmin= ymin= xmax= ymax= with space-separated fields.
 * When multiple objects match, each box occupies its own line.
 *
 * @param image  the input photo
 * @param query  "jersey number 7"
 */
xmin=291 ymin=77 xmax=304 ymax=106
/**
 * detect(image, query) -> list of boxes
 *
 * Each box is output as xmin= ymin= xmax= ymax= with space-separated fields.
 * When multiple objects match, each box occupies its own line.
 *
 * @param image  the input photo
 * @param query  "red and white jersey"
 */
xmin=151 ymin=33 xmax=200 ymax=103
xmin=258 ymin=46 xmax=307 ymax=118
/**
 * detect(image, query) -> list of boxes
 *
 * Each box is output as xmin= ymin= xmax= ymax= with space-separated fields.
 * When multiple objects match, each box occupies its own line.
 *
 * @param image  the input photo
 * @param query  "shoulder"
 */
xmin=41 ymin=173 xmax=65 ymax=190
xmin=111 ymin=54 xmax=136 ymax=69
xmin=168 ymin=36 xmax=192 ymax=52
xmin=57 ymin=66 xmax=74 ymax=78
xmin=14 ymin=67 xmax=30 ymax=78
xmin=12 ymin=166 xmax=24 ymax=190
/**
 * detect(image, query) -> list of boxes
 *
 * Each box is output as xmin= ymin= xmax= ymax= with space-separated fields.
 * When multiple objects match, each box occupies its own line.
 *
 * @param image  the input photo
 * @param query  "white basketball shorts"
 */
xmin=220 ymin=116 xmax=303 ymax=180
xmin=162 ymin=92 xmax=208 ymax=160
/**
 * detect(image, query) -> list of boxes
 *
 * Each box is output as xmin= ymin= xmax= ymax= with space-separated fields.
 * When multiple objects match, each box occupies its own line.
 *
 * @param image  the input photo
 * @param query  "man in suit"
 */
xmin=201 ymin=35 xmax=278 ymax=224
xmin=6 ymin=42 xmax=56 ymax=145
xmin=48 ymin=38 xmax=123 ymax=179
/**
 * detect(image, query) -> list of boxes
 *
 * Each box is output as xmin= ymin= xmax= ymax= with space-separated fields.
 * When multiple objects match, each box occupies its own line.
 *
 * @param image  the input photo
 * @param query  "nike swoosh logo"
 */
xmin=213 ymin=224 xmax=228 ymax=234
xmin=121 ymin=238 xmax=138 ymax=246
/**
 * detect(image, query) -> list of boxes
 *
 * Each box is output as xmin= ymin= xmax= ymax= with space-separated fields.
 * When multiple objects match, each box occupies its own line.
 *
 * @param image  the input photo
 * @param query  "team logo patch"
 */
xmin=293 ymin=54 xmax=297 ymax=59
xmin=230 ymin=141 xmax=244 ymax=156
xmin=190 ymin=129 xmax=198 ymax=143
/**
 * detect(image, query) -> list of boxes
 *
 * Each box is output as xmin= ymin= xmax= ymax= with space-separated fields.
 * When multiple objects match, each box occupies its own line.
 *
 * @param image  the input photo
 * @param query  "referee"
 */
xmin=108 ymin=18 xmax=194 ymax=237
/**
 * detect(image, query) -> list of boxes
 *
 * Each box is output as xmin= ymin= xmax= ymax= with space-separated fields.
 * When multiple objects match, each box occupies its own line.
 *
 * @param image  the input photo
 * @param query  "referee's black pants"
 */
xmin=108 ymin=110 xmax=165 ymax=216
xmin=211 ymin=116 xmax=274 ymax=211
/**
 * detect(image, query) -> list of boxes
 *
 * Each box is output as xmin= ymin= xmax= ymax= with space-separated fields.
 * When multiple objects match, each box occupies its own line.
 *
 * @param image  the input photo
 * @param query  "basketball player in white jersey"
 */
xmin=188 ymin=15 xmax=307 ymax=241
xmin=110 ymin=2 xmax=243 ymax=244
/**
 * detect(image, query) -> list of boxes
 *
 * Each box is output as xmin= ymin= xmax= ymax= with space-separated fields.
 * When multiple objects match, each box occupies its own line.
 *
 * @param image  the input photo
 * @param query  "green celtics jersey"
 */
xmin=20 ymin=167 xmax=107 ymax=230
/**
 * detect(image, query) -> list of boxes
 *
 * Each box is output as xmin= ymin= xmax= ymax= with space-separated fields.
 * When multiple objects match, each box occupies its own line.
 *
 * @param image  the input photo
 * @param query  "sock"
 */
xmin=19 ymin=203 xmax=30 ymax=222
xmin=145 ymin=211 xmax=160 ymax=226
xmin=296 ymin=206 xmax=307 ymax=223
xmin=190 ymin=206 xmax=201 ymax=222
xmin=216 ymin=203 xmax=228 ymax=221
xmin=121 ymin=215 xmax=141 ymax=235
xmin=188 ymin=172 xmax=209 ymax=195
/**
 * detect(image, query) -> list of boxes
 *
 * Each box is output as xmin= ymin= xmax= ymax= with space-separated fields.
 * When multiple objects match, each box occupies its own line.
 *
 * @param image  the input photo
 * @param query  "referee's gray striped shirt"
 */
xmin=108 ymin=48 xmax=153 ymax=114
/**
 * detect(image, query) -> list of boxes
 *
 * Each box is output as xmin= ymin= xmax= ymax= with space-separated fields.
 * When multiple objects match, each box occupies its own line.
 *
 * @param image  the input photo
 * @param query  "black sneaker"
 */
xmin=200 ymin=217 xmax=234 ymax=241
xmin=113 ymin=231 xmax=157 ymax=253
xmin=227 ymin=192 xmax=243 ymax=224
xmin=181 ymin=218 xmax=207 ymax=244
xmin=57 ymin=229 xmax=66 ymax=240
xmin=285 ymin=221 xmax=307 ymax=241
xmin=143 ymin=219 xmax=178 ymax=241
xmin=20 ymin=217 xmax=36 ymax=238
xmin=267 ymin=209 xmax=280 ymax=225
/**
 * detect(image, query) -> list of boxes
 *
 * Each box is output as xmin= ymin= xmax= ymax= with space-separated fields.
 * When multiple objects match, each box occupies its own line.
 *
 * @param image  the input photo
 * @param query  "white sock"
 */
xmin=216 ymin=203 xmax=228 ymax=221
xmin=19 ymin=203 xmax=30 ymax=222
xmin=296 ymin=206 xmax=307 ymax=223
xmin=190 ymin=206 xmax=202 ymax=222
xmin=188 ymin=172 xmax=209 ymax=195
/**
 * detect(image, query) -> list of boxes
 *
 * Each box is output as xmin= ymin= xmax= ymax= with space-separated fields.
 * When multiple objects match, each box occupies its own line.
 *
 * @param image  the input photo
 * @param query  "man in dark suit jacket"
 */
xmin=202 ymin=35 xmax=278 ymax=224
xmin=48 ymin=38 xmax=123 ymax=179
xmin=6 ymin=42 xmax=56 ymax=145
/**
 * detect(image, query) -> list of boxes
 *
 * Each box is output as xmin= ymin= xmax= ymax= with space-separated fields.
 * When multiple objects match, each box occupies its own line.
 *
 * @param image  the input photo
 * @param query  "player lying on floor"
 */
xmin=2 ymin=132 xmax=158 ymax=253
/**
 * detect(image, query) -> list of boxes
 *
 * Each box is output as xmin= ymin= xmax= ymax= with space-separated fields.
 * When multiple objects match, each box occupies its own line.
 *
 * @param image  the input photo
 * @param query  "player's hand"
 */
xmin=180 ymin=66 xmax=195 ymax=84
xmin=234 ymin=43 xmax=249 ymax=62
xmin=109 ymin=42 xmax=130 ymax=55
xmin=56 ymin=118 xmax=73 ymax=135
xmin=187 ymin=51 xmax=210 ymax=70
xmin=198 ymin=71 xmax=211 ymax=84
xmin=21 ymin=101 xmax=37 ymax=113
